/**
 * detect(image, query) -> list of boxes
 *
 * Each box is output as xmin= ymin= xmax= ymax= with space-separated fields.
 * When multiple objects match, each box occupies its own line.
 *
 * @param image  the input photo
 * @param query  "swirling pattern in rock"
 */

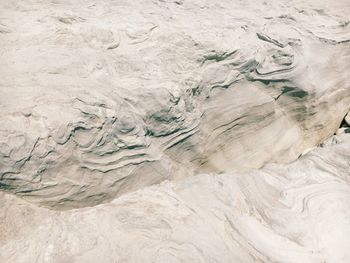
xmin=1 ymin=133 xmax=350 ymax=262
xmin=1 ymin=0 xmax=350 ymax=209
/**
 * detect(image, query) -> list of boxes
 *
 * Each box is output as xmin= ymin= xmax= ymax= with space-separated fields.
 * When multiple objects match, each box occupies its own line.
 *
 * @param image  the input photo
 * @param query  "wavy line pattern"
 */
xmin=0 ymin=0 xmax=349 ymax=210
xmin=1 ymin=133 xmax=350 ymax=262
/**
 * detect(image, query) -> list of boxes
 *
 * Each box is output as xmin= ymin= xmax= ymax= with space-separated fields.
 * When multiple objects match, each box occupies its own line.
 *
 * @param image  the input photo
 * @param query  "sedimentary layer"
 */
xmin=1 ymin=133 xmax=350 ymax=263
xmin=1 ymin=0 xmax=349 ymax=209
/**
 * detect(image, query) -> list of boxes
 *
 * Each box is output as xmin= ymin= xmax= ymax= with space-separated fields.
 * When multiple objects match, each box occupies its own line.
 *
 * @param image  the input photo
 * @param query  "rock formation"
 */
xmin=1 ymin=132 xmax=350 ymax=263
xmin=1 ymin=0 xmax=349 ymax=209
xmin=0 ymin=0 xmax=349 ymax=262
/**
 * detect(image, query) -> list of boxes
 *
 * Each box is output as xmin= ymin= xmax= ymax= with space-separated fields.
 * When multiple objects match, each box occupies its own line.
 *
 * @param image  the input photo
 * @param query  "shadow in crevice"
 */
xmin=338 ymin=113 xmax=350 ymax=133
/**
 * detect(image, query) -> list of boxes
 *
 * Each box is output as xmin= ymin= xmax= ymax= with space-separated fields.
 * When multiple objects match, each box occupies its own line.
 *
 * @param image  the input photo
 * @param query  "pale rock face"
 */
xmin=1 ymin=0 xmax=349 ymax=209
xmin=1 ymin=0 xmax=350 ymax=261
xmin=1 ymin=134 xmax=350 ymax=263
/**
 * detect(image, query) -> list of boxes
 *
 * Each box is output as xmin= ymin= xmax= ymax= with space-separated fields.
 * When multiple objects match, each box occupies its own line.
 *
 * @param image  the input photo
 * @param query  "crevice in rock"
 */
xmin=338 ymin=112 xmax=350 ymax=133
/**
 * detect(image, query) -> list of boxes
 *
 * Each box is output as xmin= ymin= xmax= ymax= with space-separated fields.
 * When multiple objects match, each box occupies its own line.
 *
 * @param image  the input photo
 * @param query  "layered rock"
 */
xmin=1 ymin=133 xmax=350 ymax=263
xmin=0 ymin=0 xmax=349 ymax=210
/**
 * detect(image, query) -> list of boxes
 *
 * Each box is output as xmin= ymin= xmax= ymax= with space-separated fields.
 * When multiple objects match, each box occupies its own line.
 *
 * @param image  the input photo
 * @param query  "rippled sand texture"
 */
xmin=1 ymin=0 xmax=350 ymax=262
xmin=1 ymin=0 xmax=349 ymax=209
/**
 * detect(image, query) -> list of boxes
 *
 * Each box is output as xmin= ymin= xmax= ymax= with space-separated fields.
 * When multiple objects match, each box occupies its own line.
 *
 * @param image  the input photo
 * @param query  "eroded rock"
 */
xmin=0 ymin=0 xmax=349 ymax=210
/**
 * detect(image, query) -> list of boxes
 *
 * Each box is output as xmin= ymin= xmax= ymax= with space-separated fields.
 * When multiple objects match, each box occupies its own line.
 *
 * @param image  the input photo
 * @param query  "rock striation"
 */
xmin=1 ymin=0 xmax=350 ymax=262
xmin=1 ymin=0 xmax=350 ymax=209
xmin=1 ymin=133 xmax=350 ymax=262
